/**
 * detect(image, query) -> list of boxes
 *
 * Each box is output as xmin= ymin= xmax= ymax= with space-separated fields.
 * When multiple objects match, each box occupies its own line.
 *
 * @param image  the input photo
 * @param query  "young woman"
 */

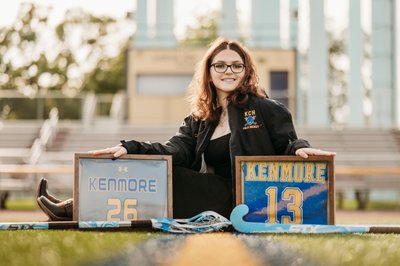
xmin=37 ymin=37 xmax=335 ymax=221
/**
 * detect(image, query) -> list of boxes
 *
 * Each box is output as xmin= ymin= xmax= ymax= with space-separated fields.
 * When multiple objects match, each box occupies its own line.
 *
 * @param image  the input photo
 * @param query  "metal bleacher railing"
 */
xmin=0 ymin=92 xmax=129 ymax=208
xmin=0 ymin=108 xmax=62 ymax=207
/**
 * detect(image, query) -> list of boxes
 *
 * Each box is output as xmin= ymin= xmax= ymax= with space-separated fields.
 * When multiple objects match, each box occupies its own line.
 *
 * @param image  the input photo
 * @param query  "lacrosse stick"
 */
xmin=0 ymin=210 xmax=231 ymax=233
xmin=230 ymin=204 xmax=400 ymax=234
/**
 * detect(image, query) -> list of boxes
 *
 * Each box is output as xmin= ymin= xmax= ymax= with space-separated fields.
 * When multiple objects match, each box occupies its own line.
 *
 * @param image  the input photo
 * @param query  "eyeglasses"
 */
xmin=210 ymin=63 xmax=245 ymax=73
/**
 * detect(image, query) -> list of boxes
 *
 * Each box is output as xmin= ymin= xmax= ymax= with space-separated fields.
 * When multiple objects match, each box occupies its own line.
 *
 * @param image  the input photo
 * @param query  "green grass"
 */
xmin=338 ymin=199 xmax=400 ymax=211
xmin=2 ymin=198 xmax=399 ymax=265
xmin=1 ymin=231 xmax=399 ymax=266
xmin=0 ymin=231 xmax=152 ymax=266
xmin=271 ymin=234 xmax=400 ymax=266
xmin=5 ymin=198 xmax=39 ymax=210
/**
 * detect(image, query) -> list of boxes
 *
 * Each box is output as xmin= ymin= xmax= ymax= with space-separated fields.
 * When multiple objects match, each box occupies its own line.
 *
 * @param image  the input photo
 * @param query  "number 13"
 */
xmin=265 ymin=187 xmax=303 ymax=224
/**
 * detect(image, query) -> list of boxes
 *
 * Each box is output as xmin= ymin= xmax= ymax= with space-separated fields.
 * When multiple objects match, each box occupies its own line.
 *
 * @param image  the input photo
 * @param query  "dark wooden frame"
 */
xmin=73 ymin=153 xmax=173 ymax=221
xmin=235 ymin=155 xmax=335 ymax=224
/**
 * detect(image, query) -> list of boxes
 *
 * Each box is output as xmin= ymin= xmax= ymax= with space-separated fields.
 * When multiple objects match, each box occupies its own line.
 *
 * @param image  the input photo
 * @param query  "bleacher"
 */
xmin=42 ymin=123 xmax=179 ymax=163
xmin=51 ymin=124 xmax=177 ymax=151
xmin=298 ymin=128 xmax=400 ymax=165
xmin=298 ymin=128 xmax=400 ymax=209
xmin=0 ymin=122 xmax=40 ymax=164
xmin=0 ymin=121 xmax=178 ymax=208
xmin=1 ymin=122 xmax=400 ymax=209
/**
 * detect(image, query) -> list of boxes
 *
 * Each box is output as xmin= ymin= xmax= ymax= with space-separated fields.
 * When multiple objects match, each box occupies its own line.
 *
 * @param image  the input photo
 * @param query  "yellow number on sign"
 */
xmin=124 ymin=199 xmax=138 ymax=221
xmin=265 ymin=186 xmax=278 ymax=223
xmin=107 ymin=198 xmax=138 ymax=221
xmin=281 ymin=188 xmax=303 ymax=224
xmin=265 ymin=187 xmax=303 ymax=224
xmin=107 ymin=198 xmax=121 ymax=221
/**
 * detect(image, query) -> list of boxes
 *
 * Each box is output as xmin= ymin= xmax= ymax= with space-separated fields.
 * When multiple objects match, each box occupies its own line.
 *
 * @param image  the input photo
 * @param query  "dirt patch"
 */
xmin=0 ymin=210 xmax=47 ymax=222
xmin=166 ymin=233 xmax=263 ymax=266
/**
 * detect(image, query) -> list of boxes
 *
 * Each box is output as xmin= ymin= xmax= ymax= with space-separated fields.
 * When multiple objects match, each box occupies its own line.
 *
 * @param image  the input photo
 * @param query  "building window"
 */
xmin=269 ymin=71 xmax=289 ymax=107
xmin=136 ymin=75 xmax=192 ymax=96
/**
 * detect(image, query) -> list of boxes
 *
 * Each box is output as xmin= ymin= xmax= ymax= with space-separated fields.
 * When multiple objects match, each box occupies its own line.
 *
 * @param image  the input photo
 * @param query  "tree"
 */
xmin=50 ymin=7 xmax=133 ymax=95
xmin=0 ymin=3 xmax=133 ymax=119
xmin=83 ymin=42 xmax=128 ymax=94
xmin=0 ymin=3 xmax=132 ymax=96
xmin=178 ymin=12 xmax=219 ymax=47
xmin=0 ymin=3 xmax=57 ymax=94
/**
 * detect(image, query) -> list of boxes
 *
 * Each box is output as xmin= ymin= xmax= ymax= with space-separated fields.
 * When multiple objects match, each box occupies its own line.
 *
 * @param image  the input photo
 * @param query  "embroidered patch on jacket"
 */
xmin=243 ymin=110 xmax=261 ymax=130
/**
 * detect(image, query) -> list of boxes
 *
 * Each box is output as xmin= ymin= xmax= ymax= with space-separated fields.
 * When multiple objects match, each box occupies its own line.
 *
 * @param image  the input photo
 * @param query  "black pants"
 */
xmin=172 ymin=166 xmax=233 ymax=219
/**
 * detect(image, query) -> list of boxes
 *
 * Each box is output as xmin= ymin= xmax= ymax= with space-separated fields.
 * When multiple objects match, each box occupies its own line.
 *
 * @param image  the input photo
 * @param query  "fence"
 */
xmin=0 ymin=90 xmax=126 ymax=122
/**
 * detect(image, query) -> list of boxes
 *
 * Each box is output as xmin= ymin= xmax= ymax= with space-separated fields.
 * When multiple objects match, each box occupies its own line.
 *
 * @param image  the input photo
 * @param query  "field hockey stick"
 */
xmin=0 ymin=211 xmax=231 ymax=233
xmin=230 ymin=204 xmax=400 ymax=234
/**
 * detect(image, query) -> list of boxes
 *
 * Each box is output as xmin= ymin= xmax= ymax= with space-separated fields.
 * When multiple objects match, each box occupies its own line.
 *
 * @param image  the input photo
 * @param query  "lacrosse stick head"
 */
xmin=151 ymin=211 xmax=232 ymax=233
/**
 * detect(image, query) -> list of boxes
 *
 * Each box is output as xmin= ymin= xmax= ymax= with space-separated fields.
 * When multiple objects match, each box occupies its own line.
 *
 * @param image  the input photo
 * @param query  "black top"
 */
xmin=121 ymin=95 xmax=310 ymax=172
xmin=204 ymin=133 xmax=231 ymax=179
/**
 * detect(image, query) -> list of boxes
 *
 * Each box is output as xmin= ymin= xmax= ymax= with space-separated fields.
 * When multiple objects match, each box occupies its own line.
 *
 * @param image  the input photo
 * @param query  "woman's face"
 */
xmin=210 ymin=49 xmax=245 ymax=97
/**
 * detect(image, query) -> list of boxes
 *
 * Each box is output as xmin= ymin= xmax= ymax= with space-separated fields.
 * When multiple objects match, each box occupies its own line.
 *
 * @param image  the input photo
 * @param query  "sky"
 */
xmin=0 ymin=0 xmax=223 ymax=39
xmin=0 ymin=0 xmax=358 ymax=41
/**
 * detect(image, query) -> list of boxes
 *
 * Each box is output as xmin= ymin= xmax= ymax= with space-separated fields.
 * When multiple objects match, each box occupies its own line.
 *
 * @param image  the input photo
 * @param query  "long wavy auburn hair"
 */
xmin=188 ymin=37 xmax=266 ymax=123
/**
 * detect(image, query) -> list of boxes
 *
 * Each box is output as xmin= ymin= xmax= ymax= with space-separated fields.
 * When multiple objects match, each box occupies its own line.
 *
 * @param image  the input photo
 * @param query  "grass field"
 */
xmin=273 ymin=234 xmax=400 ymax=266
xmin=0 ymin=231 xmax=152 ymax=266
xmin=0 ymin=230 xmax=399 ymax=266
xmin=1 ymin=198 xmax=399 ymax=266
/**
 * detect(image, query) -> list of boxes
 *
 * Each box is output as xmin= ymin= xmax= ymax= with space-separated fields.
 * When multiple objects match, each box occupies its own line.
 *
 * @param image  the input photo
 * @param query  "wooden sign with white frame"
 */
xmin=73 ymin=153 xmax=172 ymax=221
xmin=235 ymin=155 xmax=335 ymax=225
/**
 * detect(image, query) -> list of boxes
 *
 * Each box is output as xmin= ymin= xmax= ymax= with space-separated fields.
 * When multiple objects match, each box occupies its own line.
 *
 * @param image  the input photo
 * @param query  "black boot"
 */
xmin=37 ymin=196 xmax=73 ymax=221
xmin=36 ymin=177 xmax=61 ymax=203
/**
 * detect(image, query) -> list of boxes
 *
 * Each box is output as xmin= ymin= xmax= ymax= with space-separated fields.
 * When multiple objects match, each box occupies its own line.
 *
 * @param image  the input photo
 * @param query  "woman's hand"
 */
xmin=88 ymin=145 xmax=128 ymax=158
xmin=295 ymin=148 xmax=336 ymax=159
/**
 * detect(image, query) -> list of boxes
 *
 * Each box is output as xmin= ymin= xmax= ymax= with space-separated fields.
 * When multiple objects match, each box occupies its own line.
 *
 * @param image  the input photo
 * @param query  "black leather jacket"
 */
xmin=121 ymin=95 xmax=310 ymax=172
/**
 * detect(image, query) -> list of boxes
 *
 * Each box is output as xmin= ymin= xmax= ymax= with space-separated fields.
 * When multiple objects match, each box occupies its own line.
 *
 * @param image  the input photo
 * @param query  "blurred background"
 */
xmin=0 ymin=0 xmax=399 ymax=220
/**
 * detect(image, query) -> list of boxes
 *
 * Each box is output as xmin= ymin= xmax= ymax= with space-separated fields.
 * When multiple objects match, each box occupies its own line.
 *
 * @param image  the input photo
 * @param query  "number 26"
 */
xmin=107 ymin=198 xmax=138 ymax=221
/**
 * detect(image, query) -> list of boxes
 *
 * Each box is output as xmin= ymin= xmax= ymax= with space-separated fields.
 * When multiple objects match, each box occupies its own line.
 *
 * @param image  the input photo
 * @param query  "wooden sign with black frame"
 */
xmin=235 ymin=155 xmax=335 ymax=225
xmin=73 ymin=153 xmax=172 ymax=221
